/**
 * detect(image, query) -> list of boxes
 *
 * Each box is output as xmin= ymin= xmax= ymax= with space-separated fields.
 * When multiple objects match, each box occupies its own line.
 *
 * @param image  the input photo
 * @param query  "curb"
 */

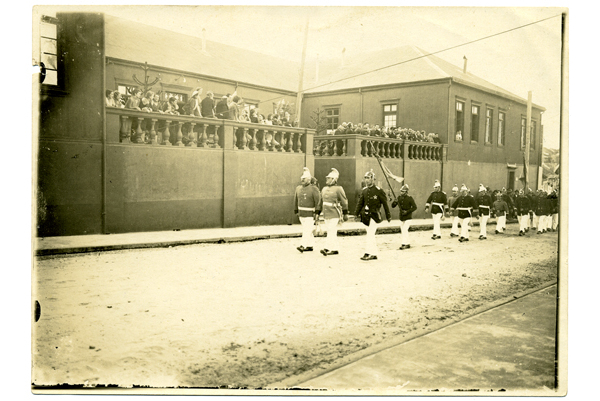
xmin=35 ymin=219 xmax=520 ymax=257
xmin=266 ymin=280 xmax=558 ymax=390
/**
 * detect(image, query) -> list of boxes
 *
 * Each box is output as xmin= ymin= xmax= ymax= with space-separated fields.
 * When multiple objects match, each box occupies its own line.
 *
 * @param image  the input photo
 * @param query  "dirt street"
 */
xmin=32 ymin=227 xmax=558 ymax=389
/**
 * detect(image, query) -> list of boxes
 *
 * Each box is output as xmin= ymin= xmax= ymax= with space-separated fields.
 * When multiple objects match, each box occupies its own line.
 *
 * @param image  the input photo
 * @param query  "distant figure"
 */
xmin=355 ymin=170 xmax=391 ymax=260
xmin=424 ymin=180 xmax=447 ymax=240
xmin=452 ymin=184 xmax=476 ymax=242
xmin=492 ymin=192 xmax=509 ymax=234
xmin=294 ymin=167 xmax=321 ymax=253
xmin=317 ymin=168 xmax=348 ymax=256
xmin=476 ymin=184 xmax=493 ymax=240
xmin=215 ymin=95 xmax=229 ymax=119
xmin=392 ymin=184 xmax=417 ymax=250
xmin=448 ymin=184 xmax=460 ymax=237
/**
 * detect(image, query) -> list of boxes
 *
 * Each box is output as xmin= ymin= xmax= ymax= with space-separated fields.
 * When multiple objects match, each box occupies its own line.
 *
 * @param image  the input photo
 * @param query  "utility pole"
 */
xmin=525 ymin=91 xmax=532 ymax=192
xmin=295 ymin=16 xmax=309 ymax=127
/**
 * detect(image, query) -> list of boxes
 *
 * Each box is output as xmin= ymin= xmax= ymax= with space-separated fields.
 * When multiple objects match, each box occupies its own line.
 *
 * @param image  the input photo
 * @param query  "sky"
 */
xmin=35 ymin=4 xmax=564 ymax=149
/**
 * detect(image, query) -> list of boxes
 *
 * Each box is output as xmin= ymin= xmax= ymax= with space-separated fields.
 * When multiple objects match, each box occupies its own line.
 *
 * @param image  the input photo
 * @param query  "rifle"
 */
xmin=367 ymin=140 xmax=398 ymax=201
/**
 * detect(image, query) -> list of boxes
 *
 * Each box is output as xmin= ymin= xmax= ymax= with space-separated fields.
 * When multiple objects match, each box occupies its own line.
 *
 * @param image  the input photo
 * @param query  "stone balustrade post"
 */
xmin=135 ymin=117 xmax=145 ymax=143
xmin=119 ymin=115 xmax=130 ymax=143
xmin=149 ymin=119 xmax=158 ymax=145
xmin=162 ymin=120 xmax=172 ymax=146
xmin=175 ymin=121 xmax=184 ymax=147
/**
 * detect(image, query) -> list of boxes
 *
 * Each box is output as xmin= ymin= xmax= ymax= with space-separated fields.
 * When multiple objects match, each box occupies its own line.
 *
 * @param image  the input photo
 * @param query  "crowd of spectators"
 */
xmin=105 ymin=87 xmax=298 ymax=127
xmin=327 ymin=122 xmax=441 ymax=143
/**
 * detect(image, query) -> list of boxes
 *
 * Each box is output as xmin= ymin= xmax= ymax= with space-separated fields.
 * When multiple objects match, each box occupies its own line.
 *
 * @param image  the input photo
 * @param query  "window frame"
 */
xmin=455 ymin=100 xmax=465 ymax=142
xmin=324 ymin=106 xmax=341 ymax=131
xmin=380 ymin=100 xmax=399 ymax=129
xmin=484 ymin=107 xmax=494 ymax=145
xmin=39 ymin=15 xmax=66 ymax=94
xmin=470 ymin=103 xmax=480 ymax=143
xmin=520 ymin=116 xmax=527 ymax=149
xmin=530 ymin=120 xmax=537 ymax=150
xmin=497 ymin=110 xmax=506 ymax=147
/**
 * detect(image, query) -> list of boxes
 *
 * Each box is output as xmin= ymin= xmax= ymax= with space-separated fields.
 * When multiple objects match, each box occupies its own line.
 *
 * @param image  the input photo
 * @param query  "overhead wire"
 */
xmin=257 ymin=13 xmax=562 ymax=107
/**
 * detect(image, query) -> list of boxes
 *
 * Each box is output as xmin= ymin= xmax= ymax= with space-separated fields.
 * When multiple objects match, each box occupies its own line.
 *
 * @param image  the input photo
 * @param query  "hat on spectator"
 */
xmin=364 ymin=169 xmax=375 ymax=179
xmin=460 ymin=184 xmax=468 ymax=192
xmin=433 ymin=180 xmax=441 ymax=188
xmin=326 ymin=168 xmax=340 ymax=180
xmin=479 ymin=184 xmax=486 ymax=192
xmin=300 ymin=167 xmax=311 ymax=180
xmin=452 ymin=184 xmax=459 ymax=192
xmin=401 ymin=184 xmax=409 ymax=191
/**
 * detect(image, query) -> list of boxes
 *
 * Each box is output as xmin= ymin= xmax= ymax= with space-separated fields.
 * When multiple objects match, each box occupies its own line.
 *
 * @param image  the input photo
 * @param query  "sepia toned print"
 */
xmin=32 ymin=5 xmax=567 ymax=396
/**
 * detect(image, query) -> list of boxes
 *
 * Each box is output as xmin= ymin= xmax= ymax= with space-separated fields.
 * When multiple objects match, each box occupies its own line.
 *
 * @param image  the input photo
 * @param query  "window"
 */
xmin=498 ymin=111 xmax=505 ymax=146
xmin=325 ymin=108 xmax=340 ymax=130
xmin=530 ymin=120 xmax=536 ymax=150
xmin=471 ymin=105 xmax=480 ymax=142
xmin=40 ymin=16 xmax=59 ymax=86
xmin=162 ymin=91 xmax=187 ymax=103
xmin=455 ymin=101 xmax=465 ymax=141
xmin=383 ymin=104 xmax=397 ymax=128
xmin=520 ymin=117 xmax=527 ymax=148
xmin=485 ymin=108 xmax=493 ymax=144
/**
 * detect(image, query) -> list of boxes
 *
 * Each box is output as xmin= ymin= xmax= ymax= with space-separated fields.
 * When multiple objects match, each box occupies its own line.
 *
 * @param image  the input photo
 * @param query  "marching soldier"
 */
xmin=447 ymin=184 xmax=461 ymax=237
xmin=294 ymin=167 xmax=321 ymax=253
xmin=514 ymin=189 xmax=531 ymax=236
xmin=451 ymin=184 xmax=476 ymax=242
xmin=317 ymin=168 xmax=349 ymax=256
xmin=492 ymin=192 xmax=509 ymax=234
xmin=355 ymin=170 xmax=391 ymax=260
xmin=425 ymin=180 xmax=447 ymax=240
xmin=534 ymin=189 xmax=548 ymax=234
xmin=528 ymin=188 xmax=538 ymax=231
xmin=392 ymin=184 xmax=417 ymax=250
xmin=476 ymin=184 xmax=493 ymax=240
xmin=544 ymin=190 xmax=554 ymax=233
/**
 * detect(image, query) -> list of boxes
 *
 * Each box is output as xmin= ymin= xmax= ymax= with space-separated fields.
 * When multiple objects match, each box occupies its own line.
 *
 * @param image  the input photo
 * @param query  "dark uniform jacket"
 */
xmin=477 ymin=193 xmax=493 ymax=216
xmin=535 ymin=196 xmax=548 ymax=216
xmin=548 ymin=192 xmax=559 ymax=214
xmin=514 ymin=195 xmax=531 ymax=216
xmin=395 ymin=194 xmax=418 ymax=222
xmin=355 ymin=185 xmax=391 ymax=226
xmin=527 ymin=193 xmax=538 ymax=213
xmin=452 ymin=195 xmax=476 ymax=219
xmin=426 ymin=191 xmax=447 ymax=214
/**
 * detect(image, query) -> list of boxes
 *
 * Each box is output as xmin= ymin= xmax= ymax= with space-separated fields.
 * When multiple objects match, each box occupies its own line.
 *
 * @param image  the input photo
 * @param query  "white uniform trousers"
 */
xmin=324 ymin=218 xmax=340 ymax=251
xmin=552 ymin=213 xmax=559 ymax=230
xmin=299 ymin=216 xmax=315 ymax=248
xmin=365 ymin=218 xmax=379 ymax=256
xmin=451 ymin=216 xmax=460 ymax=235
xmin=496 ymin=215 xmax=506 ymax=232
xmin=459 ymin=217 xmax=471 ymax=239
xmin=399 ymin=219 xmax=411 ymax=245
xmin=518 ymin=215 xmax=528 ymax=232
xmin=479 ymin=215 xmax=489 ymax=237
xmin=537 ymin=215 xmax=546 ymax=233
xmin=545 ymin=215 xmax=553 ymax=231
xmin=532 ymin=213 xmax=539 ymax=229
xmin=432 ymin=213 xmax=443 ymax=236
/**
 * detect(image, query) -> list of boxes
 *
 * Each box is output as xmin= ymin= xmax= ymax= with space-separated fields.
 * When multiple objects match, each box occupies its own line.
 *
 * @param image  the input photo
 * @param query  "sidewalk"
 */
xmin=296 ymin=284 xmax=558 ymax=392
xmin=35 ymin=217 xmax=513 ymax=256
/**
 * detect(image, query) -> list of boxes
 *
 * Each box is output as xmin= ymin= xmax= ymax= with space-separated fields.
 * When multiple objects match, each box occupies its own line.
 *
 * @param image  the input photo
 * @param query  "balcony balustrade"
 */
xmin=313 ymin=134 xmax=446 ymax=161
xmin=106 ymin=107 xmax=312 ymax=154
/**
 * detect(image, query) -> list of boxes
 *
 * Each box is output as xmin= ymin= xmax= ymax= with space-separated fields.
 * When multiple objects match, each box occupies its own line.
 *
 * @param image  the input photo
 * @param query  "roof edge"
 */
xmin=451 ymin=78 xmax=546 ymax=111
